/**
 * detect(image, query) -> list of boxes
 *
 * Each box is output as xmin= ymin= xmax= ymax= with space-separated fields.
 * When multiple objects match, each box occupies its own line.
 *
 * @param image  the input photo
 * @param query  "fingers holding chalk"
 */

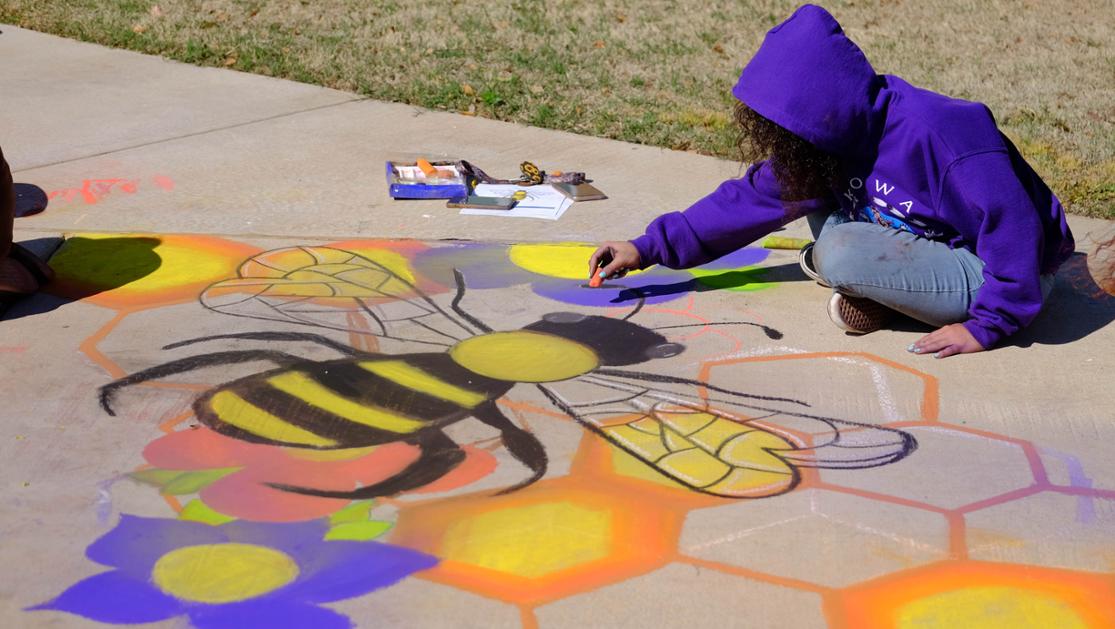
xmin=586 ymin=241 xmax=639 ymax=288
xmin=588 ymin=270 xmax=605 ymax=288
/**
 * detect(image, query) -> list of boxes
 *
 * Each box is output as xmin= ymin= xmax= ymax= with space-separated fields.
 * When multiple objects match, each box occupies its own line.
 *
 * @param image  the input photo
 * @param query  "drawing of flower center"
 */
xmin=450 ymin=331 xmax=598 ymax=382
xmin=151 ymin=543 xmax=299 ymax=603
xmin=508 ymin=244 xmax=643 ymax=279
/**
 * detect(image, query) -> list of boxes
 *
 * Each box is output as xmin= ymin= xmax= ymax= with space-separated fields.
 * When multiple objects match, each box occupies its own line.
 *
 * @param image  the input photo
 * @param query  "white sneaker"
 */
xmin=798 ymin=242 xmax=829 ymax=287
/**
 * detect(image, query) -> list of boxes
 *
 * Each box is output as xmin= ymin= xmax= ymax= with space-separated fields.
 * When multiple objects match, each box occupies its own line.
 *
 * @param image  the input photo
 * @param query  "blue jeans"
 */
xmin=807 ymin=212 xmax=1054 ymax=327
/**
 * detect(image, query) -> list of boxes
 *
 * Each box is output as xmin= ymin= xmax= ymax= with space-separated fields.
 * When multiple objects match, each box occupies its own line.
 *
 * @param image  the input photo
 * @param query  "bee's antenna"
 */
xmin=451 ymin=269 xmax=493 ymax=333
xmin=99 ymin=386 xmax=119 ymax=416
xmin=651 ymin=321 xmax=784 ymax=340
xmin=620 ymin=288 xmax=646 ymax=321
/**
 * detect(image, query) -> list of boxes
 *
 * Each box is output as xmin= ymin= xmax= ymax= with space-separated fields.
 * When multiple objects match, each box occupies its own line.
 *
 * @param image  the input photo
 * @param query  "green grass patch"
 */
xmin=2 ymin=0 xmax=1112 ymax=218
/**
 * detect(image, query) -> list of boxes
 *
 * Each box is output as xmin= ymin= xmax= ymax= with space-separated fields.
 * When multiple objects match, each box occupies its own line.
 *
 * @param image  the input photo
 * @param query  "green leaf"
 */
xmin=179 ymin=499 xmax=236 ymax=526
xmin=162 ymin=468 xmax=240 ymax=494
xmin=129 ymin=468 xmax=184 ymax=487
xmin=324 ymin=520 xmax=393 ymax=541
xmin=329 ymin=500 xmax=375 ymax=525
xmin=130 ymin=467 xmax=240 ymax=494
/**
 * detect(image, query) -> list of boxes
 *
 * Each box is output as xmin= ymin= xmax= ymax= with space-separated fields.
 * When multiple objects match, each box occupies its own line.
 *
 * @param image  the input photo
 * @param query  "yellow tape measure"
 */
xmin=519 ymin=161 xmax=544 ymax=185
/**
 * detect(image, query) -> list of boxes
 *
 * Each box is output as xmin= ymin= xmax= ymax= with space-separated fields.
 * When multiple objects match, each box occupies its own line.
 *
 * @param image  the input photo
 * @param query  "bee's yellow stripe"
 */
xmin=357 ymin=360 xmax=486 ymax=408
xmin=268 ymin=371 xmax=425 ymax=434
xmin=208 ymin=390 xmax=337 ymax=447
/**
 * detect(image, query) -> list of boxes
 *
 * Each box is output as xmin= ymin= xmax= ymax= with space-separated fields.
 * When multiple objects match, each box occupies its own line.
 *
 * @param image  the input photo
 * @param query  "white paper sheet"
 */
xmin=458 ymin=184 xmax=573 ymax=220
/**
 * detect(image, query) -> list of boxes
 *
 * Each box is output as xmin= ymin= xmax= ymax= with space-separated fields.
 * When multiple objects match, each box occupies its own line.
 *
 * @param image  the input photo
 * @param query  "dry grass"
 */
xmin=2 ymin=0 xmax=1112 ymax=217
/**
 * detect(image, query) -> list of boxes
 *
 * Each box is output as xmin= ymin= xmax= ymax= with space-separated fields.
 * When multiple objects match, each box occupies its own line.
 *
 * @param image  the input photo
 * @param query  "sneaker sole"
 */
xmin=798 ymin=243 xmax=830 ymax=288
xmin=828 ymin=292 xmax=889 ymax=334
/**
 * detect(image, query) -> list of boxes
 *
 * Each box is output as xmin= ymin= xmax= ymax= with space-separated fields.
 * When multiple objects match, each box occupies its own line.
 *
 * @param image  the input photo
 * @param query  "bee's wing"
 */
xmin=538 ymin=370 xmax=915 ymax=498
xmin=199 ymin=246 xmax=476 ymax=347
xmin=601 ymin=370 xmax=917 ymax=469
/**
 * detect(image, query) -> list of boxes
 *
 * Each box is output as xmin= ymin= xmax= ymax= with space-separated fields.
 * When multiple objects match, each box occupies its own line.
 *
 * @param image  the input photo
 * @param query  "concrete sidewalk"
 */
xmin=3 ymin=25 xmax=1114 ymax=629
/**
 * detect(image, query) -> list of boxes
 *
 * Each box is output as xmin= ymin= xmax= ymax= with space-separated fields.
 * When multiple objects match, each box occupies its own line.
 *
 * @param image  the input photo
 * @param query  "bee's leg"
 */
xmin=163 ymin=331 xmax=371 ymax=357
xmin=472 ymin=402 xmax=547 ymax=493
xmin=99 ymin=349 xmax=304 ymax=415
xmin=451 ymin=268 xmax=493 ymax=333
xmin=268 ymin=431 xmax=467 ymax=500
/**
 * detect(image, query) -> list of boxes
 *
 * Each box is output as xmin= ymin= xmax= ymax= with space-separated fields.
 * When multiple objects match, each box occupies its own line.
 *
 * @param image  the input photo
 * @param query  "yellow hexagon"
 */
xmin=440 ymin=501 xmax=612 ymax=579
xmin=896 ymin=586 xmax=1087 ymax=629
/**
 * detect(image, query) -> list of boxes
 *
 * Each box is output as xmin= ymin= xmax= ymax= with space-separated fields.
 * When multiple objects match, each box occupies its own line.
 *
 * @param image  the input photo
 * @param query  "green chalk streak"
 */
xmin=690 ymin=266 xmax=776 ymax=292
xmin=325 ymin=521 xmax=394 ymax=541
xmin=130 ymin=467 xmax=240 ymax=494
xmin=179 ymin=499 xmax=237 ymax=525
xmin=329 ymin=500 xmax=376 ymax=525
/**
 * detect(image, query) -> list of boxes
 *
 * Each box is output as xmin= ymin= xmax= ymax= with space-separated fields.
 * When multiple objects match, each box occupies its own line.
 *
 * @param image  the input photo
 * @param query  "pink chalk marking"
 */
xmin=46 ymin=175 xmax=175 ymax=205
xmin=48 ymin=178 xmax=138 ymax=205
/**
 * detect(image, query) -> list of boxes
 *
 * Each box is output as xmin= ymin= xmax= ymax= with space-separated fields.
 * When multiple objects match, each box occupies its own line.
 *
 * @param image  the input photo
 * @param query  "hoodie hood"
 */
xmin=733 ymin=4 xmax=881 ymax=156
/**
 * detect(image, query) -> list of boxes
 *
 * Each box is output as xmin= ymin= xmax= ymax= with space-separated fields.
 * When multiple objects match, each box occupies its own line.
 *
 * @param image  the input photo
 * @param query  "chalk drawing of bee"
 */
xmin=99 ymin=246 xmax=916 ymax=500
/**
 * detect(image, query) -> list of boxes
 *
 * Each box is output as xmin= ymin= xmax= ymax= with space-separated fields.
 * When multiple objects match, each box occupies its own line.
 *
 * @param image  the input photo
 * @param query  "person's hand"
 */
xmin=588 ymin=241 xmax=641 ymax=280
xmin=908 ymin=323 xmax=984 ymax=358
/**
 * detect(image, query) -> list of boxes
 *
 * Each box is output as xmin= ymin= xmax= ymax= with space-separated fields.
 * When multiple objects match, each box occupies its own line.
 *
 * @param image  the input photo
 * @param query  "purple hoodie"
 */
xmin=631 ymin=4 xmax=1074 ymax=349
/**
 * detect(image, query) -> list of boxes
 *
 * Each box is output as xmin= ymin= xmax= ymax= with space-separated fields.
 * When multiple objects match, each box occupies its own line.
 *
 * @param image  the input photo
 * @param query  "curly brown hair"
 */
xmin=734 ymin=101 xmax=841 ymax=201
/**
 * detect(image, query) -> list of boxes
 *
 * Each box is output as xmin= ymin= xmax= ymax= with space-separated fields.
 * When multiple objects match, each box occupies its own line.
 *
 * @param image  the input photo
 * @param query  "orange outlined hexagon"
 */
xmin=700 ymin=351 xmax=940 ymax=424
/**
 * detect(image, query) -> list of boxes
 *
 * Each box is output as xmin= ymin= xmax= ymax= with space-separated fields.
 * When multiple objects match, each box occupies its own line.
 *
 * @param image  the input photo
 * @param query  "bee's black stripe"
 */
xmin=399 ymin=353 xmax=514 ymax=397
xmin=316 ymin=361 xmax=474 ymax=419
xmin=195 ymin=385 xmax=355 ymax=447
xmin=247 ymin=380 xmax=399 ymax=442
xmin=199 ymin=353 xmax=514 ymax=449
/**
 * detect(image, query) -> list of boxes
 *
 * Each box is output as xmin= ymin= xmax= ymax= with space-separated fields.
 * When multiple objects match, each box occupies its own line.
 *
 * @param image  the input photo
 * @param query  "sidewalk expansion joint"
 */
xmin=14 ymin=96 xmax=369 ymax=173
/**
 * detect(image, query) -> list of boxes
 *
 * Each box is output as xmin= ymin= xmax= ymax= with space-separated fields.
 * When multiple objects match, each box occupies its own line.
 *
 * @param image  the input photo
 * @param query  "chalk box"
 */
xmin=386 ymin=160 xmax=469 ymax=199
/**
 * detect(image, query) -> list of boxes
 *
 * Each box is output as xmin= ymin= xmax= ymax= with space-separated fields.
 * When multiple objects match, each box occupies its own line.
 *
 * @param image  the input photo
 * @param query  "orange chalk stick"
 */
xmin=416 ymin=159 xmax=437 ymax=177
xmin=588 ymin=270 xmax=605 ymax=288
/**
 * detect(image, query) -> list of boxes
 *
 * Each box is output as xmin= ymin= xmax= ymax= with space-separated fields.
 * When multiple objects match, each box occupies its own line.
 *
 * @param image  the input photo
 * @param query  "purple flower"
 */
xmin=412 ymin=242 xmax=772 ymax=308
xmin=29 ymin=515 xmax=437 ymax=629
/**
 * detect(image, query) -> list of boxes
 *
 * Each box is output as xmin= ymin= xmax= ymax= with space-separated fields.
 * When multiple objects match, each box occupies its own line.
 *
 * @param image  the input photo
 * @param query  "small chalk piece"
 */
xmin=416 ymin=158 xmax=437 ymax=177
xmin=588 ymin=270 xmax=605 ymax=288
xmin=761 ymin=236 xmax=812 ymax=250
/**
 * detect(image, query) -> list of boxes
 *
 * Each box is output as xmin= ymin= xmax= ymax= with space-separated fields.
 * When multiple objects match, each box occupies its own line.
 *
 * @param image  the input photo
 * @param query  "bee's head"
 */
xmin=524 ymin=312 xmax=684 ymax=366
